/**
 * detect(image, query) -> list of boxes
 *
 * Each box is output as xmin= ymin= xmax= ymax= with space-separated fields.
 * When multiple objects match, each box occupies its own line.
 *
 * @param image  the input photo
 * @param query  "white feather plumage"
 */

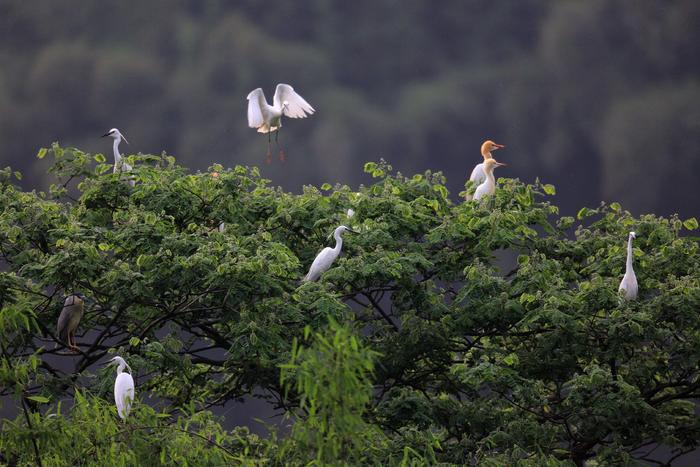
xmin=303 ymin=225 xmax=355 ymax=282
xmin=618 ymin=231 xmax=638 ymax=300
xmin=247 ymin=83 xmax=314 ymax=134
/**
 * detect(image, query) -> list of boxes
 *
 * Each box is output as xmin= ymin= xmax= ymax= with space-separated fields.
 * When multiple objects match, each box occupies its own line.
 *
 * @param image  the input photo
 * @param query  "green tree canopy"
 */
xmin=1 ymin=147 xmax=699 ymax=465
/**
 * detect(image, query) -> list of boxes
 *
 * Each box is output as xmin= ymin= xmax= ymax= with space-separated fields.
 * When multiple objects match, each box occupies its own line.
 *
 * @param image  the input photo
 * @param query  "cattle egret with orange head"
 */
xmin=466 ymin=140 xmax=505 ymax=200
xmin=473 ymin=158 xmax=507 ymax=201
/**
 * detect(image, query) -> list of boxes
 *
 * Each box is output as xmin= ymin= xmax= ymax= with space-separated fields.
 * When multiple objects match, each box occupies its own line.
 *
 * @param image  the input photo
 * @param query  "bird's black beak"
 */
xmin=101 ymin=133 xmax=110 ymax=138
xmin=347 ymin=228 xmax=358 ymax=234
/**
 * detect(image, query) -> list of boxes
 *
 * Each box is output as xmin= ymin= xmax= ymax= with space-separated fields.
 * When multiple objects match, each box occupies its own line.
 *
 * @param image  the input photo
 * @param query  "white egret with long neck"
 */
xmin=466 ymin=140 xmax=505 ymax=200
xmin=247 ymin=83 xmax=315 ymax=163
xmin=473 ymin=158 xmax=507 ymax=201
xmin=101 ymin=128 xmax=134 ymax=186
xmin=618 ymin=231 xmax=638 ymax=300
xmin=109 ymin=356 xmax=135 ymax=420
xmin=303 ymin=225 xmax=357 ymax=282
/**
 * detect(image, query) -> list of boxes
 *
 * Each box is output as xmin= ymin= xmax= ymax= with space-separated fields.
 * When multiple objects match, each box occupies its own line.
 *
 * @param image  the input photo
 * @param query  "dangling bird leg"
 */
xmin=266 ymin=132 xmax=272 ymax=165
xmin=276 ymin=129 xmax=285 ymax=162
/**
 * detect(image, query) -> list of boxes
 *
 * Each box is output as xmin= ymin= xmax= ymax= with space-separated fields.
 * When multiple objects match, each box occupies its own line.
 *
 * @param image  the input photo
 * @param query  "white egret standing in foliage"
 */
xmin=109 ymin=356 xmax=135 ymax=420
xmin=466 ymin=140 xmax=505 ymax=200
xmin=247 ymin=84 xmax=315 ymax=163
xmin=618 ymin=231 xmax=638 ymax=300
xmin=101 ymin=128 xmax=134 ymax=186
xmin=56 ymin=293 xmax=84 ymax=352
xmin=303 ymin=225 xmax=357 ymax=282
xmin=473 ymin=158 xmax=507 ymax=201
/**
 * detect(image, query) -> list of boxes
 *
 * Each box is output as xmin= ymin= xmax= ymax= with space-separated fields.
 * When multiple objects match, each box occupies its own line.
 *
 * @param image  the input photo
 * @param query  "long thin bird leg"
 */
xmin=266 ymin=133 xmax=272 ymax=165
xmin=276 ymin=129 xmax=285 ymax=162
xmin=69 ymin=332 xmax=79 ymax=353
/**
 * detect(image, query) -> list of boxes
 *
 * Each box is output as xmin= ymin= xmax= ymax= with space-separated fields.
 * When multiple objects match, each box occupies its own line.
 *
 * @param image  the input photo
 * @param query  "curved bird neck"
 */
xmin=626 ymin=235 xmax=634 ymax=273
xmin=115 ymin=360 xmax=130 ymax=375
xmin=482 ymin=166 xmax=496 ymax=188
xmin=332 ymin=230 xmax=344 ymax=254
xmin=113 ymin=138 xmax=122 ymax=163
xmin=481 ymin=150 xmax=493 ymax=161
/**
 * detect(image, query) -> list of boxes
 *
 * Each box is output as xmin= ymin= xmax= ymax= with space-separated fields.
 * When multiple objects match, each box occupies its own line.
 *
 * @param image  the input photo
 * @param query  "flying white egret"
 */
xmin=472 ymin=158 xmax=506 ymax=201
xmin=618 ymin=231 xmax=638 ymax=300
xmin=56 ymin=293 xmax=84 ymax=352
xmin=247 ymin=83 xmax=315 ymax=163
xmin=109 ymin=356 xmax=135 ymax=420
xmin=303 ymin=225 xmax=357 ymax=282
xmin=101 ymin=128 xmax=134 ymax=186
xmin=466 ymin=140 xmax=505 ymax=200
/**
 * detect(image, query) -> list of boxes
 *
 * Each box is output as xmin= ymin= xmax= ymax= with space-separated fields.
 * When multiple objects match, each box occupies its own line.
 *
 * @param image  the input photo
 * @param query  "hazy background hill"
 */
xmin=0 ymin=0 xmax=698 ymax=216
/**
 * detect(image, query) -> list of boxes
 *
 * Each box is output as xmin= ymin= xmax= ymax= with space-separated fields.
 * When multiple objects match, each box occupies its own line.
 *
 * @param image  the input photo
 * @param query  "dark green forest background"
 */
xmin=0 ymin=0 xmax=698 ymax=217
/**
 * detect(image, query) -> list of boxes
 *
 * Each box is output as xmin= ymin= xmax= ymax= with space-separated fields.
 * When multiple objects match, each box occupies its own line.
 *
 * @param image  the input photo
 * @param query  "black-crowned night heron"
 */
xmin=109 ymin=356 xmax=135 ymax=420
xmin=56 ymin=293 xmax=85 ymax=352
xmin=302 ymin=225 xmax=357 ymax=282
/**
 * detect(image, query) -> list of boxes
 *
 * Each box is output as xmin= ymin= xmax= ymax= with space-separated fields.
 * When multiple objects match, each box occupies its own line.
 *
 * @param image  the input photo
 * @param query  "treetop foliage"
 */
xmin=1 ymin=1 xmax=698 ymax=217
xmin=1 ymin=146 xmax=700 ymax=465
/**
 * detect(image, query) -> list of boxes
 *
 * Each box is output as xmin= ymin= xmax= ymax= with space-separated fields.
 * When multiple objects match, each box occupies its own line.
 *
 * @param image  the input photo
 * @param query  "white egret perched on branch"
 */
xmin=56 ymin=293 xmax=84 ymax=352
xmin=618 ymin=231 xmax=638 ymax=300
xmin=303 ymin=225 xmax=357 ymax=282
xmin=466 ymin=140 xmax=505 ymax=200
xmin=247 ymin=83 xmax=315 ymax=163
xmin=101 ymin=128 xmax=134 ymax=186
xmin=473 ymin=158 xmax=507 ymax=201
xmin=109 ymin=356 xmax=135 ymax=420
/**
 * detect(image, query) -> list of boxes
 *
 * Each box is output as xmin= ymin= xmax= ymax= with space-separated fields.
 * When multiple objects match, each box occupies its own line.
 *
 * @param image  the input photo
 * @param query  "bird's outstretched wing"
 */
xmin=247 ymin=88 xmax=268 ymax=128
xmin=274 ymin=84 xmax=315 ymax=119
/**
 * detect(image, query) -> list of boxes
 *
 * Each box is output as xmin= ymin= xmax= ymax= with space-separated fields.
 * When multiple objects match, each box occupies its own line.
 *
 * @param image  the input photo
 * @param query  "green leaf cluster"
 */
xmin=1 ymin=146 xmax=700 ymax=465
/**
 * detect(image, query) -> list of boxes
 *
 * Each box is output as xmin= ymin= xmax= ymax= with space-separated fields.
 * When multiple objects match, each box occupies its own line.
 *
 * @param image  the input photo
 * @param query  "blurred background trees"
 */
xmin=0 ymin=0 xmax=698 ymax=217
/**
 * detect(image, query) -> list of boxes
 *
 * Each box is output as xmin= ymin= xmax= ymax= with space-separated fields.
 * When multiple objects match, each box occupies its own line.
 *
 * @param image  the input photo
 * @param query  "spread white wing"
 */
xmin=247 ymin=88 xmax=268 ymax=128
xmin=273 ymin=84 xmax=315 ymax=119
